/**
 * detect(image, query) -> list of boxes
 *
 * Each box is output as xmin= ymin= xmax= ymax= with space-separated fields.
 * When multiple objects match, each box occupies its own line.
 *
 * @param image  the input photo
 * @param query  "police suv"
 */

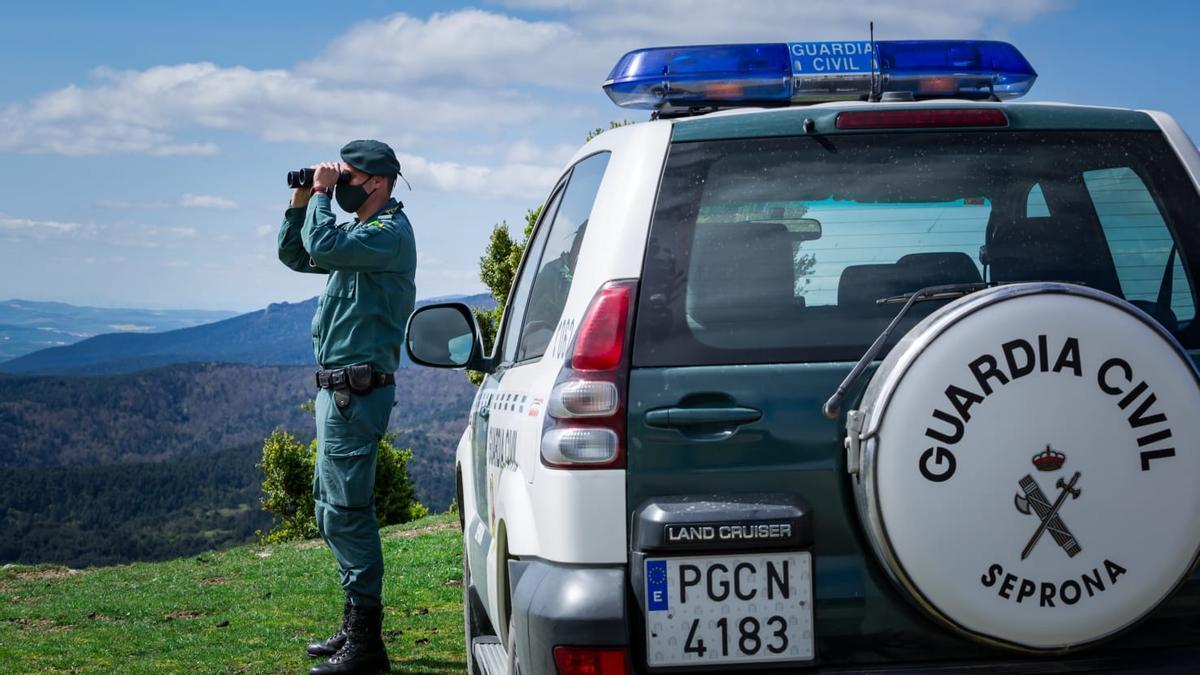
xmin=406 ymin=40 xmax=1200 ymax=674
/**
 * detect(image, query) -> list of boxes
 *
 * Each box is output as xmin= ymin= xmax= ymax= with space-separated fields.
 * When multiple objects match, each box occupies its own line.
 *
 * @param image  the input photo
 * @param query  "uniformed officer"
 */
xmin=278 ymin=139 xmax=416 ymax=675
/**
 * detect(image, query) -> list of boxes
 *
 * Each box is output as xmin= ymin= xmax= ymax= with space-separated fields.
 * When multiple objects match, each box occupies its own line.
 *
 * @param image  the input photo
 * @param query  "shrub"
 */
xmin=257 ymin=430 xmax=317 ymax=543
xmin=258 ymin=430 xmax=427 ymax=543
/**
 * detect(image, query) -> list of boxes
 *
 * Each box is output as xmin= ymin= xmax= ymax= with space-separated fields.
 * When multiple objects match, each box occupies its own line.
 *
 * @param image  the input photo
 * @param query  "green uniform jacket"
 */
xmin=277 ymin=194 xmax=416 ymax=372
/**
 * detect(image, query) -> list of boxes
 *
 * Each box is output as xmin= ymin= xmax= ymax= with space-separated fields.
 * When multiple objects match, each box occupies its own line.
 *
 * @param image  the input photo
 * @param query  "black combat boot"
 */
xmin=307 ymin=596 xmax=353 ymax=658
xmin=309 ymin=603 xmax=390 ymax=675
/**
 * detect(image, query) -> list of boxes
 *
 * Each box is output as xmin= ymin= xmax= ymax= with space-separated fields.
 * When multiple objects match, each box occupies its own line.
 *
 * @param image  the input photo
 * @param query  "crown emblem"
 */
xmin=1032 ymin=445 xmax=1066 ymax=471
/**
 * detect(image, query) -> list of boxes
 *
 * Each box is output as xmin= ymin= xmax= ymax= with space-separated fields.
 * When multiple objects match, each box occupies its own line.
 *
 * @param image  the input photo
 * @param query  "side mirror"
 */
xmin=405 ymin=303 xmax=487 ymax=370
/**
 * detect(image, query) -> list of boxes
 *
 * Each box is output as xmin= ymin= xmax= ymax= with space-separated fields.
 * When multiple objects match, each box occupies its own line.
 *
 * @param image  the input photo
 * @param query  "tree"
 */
xmin=585 ymin=119 xmax=633 ymax=143
xmin=257 ymin=410 xmax=428 ymax=543
xmin=468 ymin=206 xmax=539 ymax=385
xmin=467 ymin=121 xmax=634 ymax=385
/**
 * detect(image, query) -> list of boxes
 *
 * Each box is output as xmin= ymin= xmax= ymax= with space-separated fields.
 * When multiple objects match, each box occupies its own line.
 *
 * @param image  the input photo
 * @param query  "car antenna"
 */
xmin=869 ymin=21 xmax=881 ymax=102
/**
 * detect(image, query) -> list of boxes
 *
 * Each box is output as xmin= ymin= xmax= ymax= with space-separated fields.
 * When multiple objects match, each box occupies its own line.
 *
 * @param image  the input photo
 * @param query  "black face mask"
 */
xmin=335 ymin=175 xmax=377 ymax=213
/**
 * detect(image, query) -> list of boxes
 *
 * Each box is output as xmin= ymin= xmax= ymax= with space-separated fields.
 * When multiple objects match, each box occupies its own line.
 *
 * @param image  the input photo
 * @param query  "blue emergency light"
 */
xmin=602 ymin=40 xmax=1036 ymax=110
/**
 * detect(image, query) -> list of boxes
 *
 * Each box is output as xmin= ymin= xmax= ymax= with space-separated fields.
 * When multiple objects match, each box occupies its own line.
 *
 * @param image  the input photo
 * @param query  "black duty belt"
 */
xmin=315 ymin=364 xmax=395 ymax=393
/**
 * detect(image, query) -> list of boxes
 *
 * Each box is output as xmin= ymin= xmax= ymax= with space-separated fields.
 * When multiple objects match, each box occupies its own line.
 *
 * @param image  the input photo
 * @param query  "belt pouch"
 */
xmin=347 ymin=364 xmax=374 ymax=393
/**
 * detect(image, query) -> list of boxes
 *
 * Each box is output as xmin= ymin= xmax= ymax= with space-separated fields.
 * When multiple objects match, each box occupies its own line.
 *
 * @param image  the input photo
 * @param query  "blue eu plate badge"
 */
xmin=646 ymin=560 xmax=669 ymax=611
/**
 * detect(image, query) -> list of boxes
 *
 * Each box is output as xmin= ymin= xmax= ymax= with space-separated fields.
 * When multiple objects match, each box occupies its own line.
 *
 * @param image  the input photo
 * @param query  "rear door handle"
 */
xmin=645 ymin=406 xmax=762 ymax=428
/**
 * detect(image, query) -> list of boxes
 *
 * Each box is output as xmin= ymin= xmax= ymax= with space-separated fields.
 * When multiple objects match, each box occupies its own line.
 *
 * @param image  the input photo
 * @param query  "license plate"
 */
xmin=644 ymin=552 xmax=814 ymax=668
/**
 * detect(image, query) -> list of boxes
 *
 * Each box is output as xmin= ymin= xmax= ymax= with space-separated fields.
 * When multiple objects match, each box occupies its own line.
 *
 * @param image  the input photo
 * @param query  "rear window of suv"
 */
xmin=634 ymin=131 xmax=1200 ymax=367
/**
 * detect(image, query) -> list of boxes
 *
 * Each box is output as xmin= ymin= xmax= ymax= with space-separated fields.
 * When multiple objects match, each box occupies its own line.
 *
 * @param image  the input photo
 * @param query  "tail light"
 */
xmin=835 ymin=108 xmax=1008 ymax=130
xmin=553 ymin=646 xmax=631 ymax=675
xmin=541 ymin=279 xmax=637 ymax=469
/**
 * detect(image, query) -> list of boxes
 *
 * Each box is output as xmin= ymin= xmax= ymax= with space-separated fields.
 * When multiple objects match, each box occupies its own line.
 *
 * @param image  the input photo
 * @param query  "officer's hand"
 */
xmin=313 ymin=162 xmax=341 ymax=192
xmin=290 ymin=184 xmax=312 ymax=208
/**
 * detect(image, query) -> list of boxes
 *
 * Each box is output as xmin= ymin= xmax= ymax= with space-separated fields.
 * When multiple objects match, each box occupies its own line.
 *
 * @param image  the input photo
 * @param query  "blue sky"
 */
xmin=1 ymin=0 xmax=1197 ymax=312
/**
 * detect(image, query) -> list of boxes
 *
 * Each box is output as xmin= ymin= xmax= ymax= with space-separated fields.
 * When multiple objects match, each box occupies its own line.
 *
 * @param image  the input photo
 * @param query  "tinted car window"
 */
xmin=1084 ymin=167 xmax=1195 ymax=324
xmin=500 ymin=186 xmax=562 ymax=363
xmin=635 ymin=131 xmax=1200 ymax=367
xmin=516 ymin=152 xmax=611 ymax=362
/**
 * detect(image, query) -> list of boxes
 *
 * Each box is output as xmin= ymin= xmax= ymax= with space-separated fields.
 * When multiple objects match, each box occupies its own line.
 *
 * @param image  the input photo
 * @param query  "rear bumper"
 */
xmin=509 ymin=559 xmax=629 ymax=675
xmin=809 ymin=645 xmax=1200 ymax=673
xmin=505 ymin=556 xmax=1197 ymax=674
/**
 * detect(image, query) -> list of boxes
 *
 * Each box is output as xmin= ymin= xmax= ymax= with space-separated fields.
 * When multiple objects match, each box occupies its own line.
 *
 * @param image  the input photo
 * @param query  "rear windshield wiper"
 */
xmin=822 ymin=282 xmax=991 ymax=419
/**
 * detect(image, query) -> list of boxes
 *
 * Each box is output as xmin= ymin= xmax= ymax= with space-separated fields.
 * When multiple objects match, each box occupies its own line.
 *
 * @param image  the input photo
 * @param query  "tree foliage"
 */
xmin=257 ymin=429 xmax=428 ymax=544
xmin=586 ymin=119 xmax=634 ymax=142
xmin=0 ymin=443 xmax=270 ymax=568
xmin=468 ymin=206 xmax=540 ymax=384
xmin=257 ymin=430 xmax=318 ymax=543
xmin=466 ymin=121 xmax=635 ymax=385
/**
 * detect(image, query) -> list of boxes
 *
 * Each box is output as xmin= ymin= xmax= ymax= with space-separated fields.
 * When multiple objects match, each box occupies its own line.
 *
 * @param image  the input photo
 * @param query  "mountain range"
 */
xmin=0 ymin=299 xmax=237 ymax=361
xmin=0 ymin=293 xmax=493 ymax=375
xmin=0 ymin=291 xmax=495 ymax=567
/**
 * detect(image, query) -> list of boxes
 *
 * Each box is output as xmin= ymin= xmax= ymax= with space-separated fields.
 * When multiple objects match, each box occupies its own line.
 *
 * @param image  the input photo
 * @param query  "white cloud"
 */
xmin=180 ymin=193 xmax=238 ymax=209
xmin=301 ymin=10 xmax=577 ymax=87
xmin=98 ymin=194 xmax=239 ymax=209
xmin=505 ymin=139 xmax=577 ymax=165
xmin=0 ymin=214 xmax=88 ymax=239
xmin=0 ymin=1 xmax=1066 ymax=201
xmin=96 ymin=198 xmax=172 ymax=209
xmin=0 ymin=215 xmax=79 ymax=232
xmin=399 ymin=152 xmax=560 ymax=200
xmin=0 ymin=60 xmax=546 ymax=158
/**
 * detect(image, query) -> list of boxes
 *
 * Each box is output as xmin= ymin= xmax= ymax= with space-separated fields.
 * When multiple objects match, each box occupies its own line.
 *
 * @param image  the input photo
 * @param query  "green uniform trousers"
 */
xmin=313 ymin=385 xmax=395 ymax=608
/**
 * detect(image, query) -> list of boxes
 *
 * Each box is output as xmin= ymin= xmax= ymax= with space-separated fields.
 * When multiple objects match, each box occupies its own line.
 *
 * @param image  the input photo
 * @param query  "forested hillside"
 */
xmin=0 ymin=363 xmax=476 ymax=566
xmin=0 ymin=363 xmax=473 ymax=470
xmin=0 ymin=444 xmax=269 ymax=568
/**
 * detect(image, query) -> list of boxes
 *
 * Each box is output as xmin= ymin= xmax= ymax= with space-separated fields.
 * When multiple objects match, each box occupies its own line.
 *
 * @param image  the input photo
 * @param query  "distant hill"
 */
xmin=0 ymin=362 xmax=475 ymax=510
xmin=0 ymin=299 xmax=236 ymax=361
xmin=0 ymin=293 xmax=495 ymax=375
xmin=0 ymin=358 xmax=476 ymax=567
xmin=0 ymin=443 xmax=270 ymax=568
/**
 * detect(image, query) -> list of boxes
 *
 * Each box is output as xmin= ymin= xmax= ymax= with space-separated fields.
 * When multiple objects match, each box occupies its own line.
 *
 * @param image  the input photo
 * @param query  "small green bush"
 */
xmin=258 ymin=430 xmax=427 ymax=543
xmin=258 ymin=430 xmax=317 ymax=543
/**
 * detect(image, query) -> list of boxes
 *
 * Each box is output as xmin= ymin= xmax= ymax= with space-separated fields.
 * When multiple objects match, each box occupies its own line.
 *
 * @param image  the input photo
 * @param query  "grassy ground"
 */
xmin=0 ymin=514 xmax=465 ymax=674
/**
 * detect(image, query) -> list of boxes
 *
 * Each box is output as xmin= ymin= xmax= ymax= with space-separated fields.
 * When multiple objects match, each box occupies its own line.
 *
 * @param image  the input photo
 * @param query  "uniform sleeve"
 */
xmin=301 ymin=194 xmax=403 ymax=272
xmin=278 ymin=205 xmax=328 ymax=274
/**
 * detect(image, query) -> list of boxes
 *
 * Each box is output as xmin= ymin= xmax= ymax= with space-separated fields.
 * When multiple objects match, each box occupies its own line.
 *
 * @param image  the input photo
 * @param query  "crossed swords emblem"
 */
xmin=1013 ymin=471 xmax=1083 ymax=560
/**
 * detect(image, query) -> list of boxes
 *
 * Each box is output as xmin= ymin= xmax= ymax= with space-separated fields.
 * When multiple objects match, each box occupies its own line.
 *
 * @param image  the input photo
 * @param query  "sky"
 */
xmin=0 ymin=0 xmax=1197 ymax=312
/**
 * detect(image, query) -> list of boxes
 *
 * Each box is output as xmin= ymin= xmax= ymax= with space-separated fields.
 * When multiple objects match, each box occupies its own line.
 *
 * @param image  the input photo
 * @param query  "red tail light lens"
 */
xmin=552 ymin=646 xmax=631 ymax=675
xmin=542 ymin=279 xmax=637 ymax=470
xmin=572 ymin=283 xmax=632 ymax=371
xmin=835 ymin=108 xmax=1008 ymax=130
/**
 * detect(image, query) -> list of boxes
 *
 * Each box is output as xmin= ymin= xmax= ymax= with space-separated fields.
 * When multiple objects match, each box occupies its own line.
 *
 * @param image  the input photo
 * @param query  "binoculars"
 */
xmin=286 ymin=168 xmax=351 ymax=189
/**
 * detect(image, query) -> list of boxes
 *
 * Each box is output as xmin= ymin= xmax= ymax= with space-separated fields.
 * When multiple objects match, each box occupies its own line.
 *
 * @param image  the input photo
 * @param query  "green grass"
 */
xmin=0 ymin=514 xmax=466 ymax=674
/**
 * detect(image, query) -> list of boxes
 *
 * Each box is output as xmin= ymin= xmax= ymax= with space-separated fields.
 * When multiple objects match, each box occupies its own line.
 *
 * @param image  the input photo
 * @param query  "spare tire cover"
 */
xmin=852 ymin=282 xmax=1200 ymax=652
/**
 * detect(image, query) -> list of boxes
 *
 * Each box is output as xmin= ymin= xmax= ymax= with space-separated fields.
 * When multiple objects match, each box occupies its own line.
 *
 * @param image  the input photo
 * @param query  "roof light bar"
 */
xmin=603 ymin=40 xmax=1036 ymax=110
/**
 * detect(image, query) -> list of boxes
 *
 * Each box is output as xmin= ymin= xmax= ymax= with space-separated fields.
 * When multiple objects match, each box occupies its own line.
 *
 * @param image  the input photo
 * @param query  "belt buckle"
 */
xmin=331 ymin=370 xmax=347 ymax=388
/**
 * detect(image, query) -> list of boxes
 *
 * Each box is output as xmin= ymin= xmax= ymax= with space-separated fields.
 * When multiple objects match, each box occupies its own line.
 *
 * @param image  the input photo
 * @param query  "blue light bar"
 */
xmin=603 ymin=40 xmax=1036 ymax=110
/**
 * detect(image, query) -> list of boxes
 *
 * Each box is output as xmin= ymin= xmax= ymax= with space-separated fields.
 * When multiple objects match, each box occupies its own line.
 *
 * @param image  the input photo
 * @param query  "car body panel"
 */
xmin=671 ymin=101 xmax=1161 ymax=143
xmin=448 ymin=99 xmax=1200 ymax=673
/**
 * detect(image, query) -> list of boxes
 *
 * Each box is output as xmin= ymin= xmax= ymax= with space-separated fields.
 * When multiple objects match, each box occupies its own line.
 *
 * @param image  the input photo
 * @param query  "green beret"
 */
xmin=340 ymin=139 xmax=402 ymax=176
